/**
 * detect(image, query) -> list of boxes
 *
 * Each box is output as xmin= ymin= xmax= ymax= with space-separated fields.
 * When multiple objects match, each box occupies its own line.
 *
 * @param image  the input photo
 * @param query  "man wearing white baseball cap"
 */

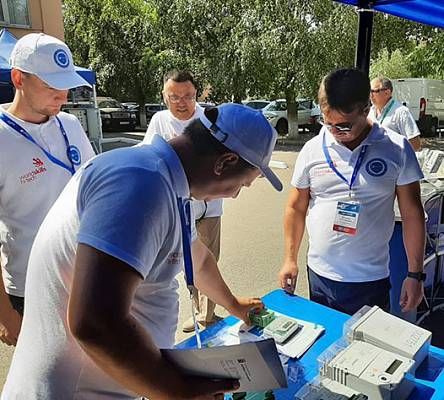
xmin=2 ymin=103 xmax=281 ymax=399
xmin=0 ymin=33 xmax=95 ymax=347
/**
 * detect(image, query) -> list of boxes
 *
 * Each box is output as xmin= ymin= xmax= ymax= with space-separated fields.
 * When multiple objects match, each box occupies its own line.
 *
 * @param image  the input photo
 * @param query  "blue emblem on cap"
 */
xmin=366 ymin=158 xmax=387 ymax=177
xmin=67 ymin=145 xmax=81 ymax=166
xmin=54 ymin=49 xmax=69 ymax=68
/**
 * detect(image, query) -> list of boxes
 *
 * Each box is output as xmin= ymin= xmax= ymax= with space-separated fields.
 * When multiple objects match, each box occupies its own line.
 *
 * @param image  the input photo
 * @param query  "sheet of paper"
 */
xmin=162 ymin=339 xmax=287 ymax=393
xmin=228 ymin=311 xmax=325 ymax=359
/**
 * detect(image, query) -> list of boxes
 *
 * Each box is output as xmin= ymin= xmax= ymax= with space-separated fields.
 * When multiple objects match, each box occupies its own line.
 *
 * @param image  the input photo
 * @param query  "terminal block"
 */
xmin=248 ymin=308 xmax=275 ymax=328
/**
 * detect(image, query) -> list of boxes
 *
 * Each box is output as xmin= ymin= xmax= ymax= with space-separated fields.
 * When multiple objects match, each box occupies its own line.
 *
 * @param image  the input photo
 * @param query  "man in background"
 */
xmin=144 ymin=70 xmax=223 ymax=332
xmin=369 ymin=76 xmax=421 ymax=151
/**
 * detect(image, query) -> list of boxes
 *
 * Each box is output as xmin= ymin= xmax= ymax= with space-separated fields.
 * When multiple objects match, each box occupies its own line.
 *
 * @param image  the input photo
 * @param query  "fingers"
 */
xmin=0 ymin=331 xmax=16 ymax=346
xmin=280 ymin=276 xmax=296 ymax=294
xmin=210 ymin=379 xmax=240 ymax=394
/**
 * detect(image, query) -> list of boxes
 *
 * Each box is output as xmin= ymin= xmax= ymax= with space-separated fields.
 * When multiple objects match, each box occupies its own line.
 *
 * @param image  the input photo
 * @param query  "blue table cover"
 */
xmin=178 ymin=289 xmax=444 ymax=399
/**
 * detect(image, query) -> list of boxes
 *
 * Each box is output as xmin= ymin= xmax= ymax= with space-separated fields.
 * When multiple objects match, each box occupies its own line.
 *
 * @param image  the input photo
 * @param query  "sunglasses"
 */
xmin=319 ymin=119 xmax=355 ymax=133
xmin=370 ymin=88 xmax=388 ymax=94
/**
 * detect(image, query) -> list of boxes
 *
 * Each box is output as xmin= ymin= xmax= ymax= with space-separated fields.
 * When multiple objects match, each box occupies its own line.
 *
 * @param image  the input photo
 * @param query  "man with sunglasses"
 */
xmin=143 ymin=70 xmax=223 ymax=332
xmin=279 ymin=68 xmax=425 ymax=316
xmin=368 ymin=77 xmax=421 ymax=151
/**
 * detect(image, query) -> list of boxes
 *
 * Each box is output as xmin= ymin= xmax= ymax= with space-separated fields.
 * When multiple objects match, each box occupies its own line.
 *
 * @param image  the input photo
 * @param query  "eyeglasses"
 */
xmin=320 ymin=120 xmax=355 ymax=132
xmin=167 ymin=94 xmax=196 ymax=103
xmin=370 ymin=88 xmax=388 ymax=94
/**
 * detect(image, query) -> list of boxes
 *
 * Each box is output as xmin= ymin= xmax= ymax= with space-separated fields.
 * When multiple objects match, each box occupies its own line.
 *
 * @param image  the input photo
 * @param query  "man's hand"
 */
xmin=226 ymin=296 xmax=263 ymax=325
xmin=0 ymin=305 xmax=22 ymax=346
xmin=400 ymin=277 xmax=424 ymax=312
xmin=278 ymin=260 xmax=298 ymax=294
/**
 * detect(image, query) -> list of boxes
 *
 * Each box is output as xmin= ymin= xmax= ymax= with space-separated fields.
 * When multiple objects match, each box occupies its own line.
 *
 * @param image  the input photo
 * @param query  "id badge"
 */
xmin=333 ymin=201 xmax=361 ymax=235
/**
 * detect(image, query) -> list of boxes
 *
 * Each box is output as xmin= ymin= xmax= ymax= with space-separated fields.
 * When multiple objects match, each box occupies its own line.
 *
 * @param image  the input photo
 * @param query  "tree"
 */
xmin=63 ymin=0 xmax=160 ymax=127
xmin=370 ymin=48 xmax=411 ymax=79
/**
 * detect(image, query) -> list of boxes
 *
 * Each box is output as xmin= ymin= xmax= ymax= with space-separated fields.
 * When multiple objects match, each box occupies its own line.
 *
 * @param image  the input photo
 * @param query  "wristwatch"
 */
xmin=407 ymin=271 xmax=427 ymax=282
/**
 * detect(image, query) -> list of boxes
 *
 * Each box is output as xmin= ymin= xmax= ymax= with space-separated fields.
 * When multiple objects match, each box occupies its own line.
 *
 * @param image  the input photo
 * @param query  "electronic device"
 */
xmin=263 ymin=316 xmax=300 ymax=344
xmin=249 ymin=309 xmax=275 ymax=328
xmin=320 ymin=341 xmax=415 ymax=400
xmin=345 ymin=306 xmax=431 ymax=367
xmin=423 ymin=149 xmax=444 ymax=178
xmin=295 ymin=379 xmax=368 ymax=400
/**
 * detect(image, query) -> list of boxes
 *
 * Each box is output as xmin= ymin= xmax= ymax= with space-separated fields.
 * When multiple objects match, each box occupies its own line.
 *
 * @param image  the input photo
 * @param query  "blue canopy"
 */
xmin=335 ymin=0 xmax=444 ymax=29
xmin=0 ymin=28 xmax=96 ymax=85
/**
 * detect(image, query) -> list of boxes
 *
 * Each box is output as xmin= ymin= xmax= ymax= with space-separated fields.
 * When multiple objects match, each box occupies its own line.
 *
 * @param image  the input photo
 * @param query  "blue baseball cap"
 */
xmin=200 ymin=103 xmax=283 ymax=191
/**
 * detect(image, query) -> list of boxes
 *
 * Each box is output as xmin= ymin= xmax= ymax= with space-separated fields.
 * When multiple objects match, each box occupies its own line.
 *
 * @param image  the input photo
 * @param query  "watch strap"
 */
xmin=407 ymin=271 xmax=426 ymax=281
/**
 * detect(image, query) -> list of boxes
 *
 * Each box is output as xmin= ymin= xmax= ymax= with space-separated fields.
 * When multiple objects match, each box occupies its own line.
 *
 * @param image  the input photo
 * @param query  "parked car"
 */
xmin=198 ymin=102 xmax=216 ymax=109
xmin=121 ymin=102 xmax=138 ymax=110
xmin=262 ymin=99 xmax=321 ymax=135
xmin=392 ymin=78 xmax=444 ymax=136
xmin=97 ymin=97 xmax=137 ymax=131
xmin=130 ymin=103 xmax=167 ymax=124
xmin=243 ymin=99 xmax=271 ymax=110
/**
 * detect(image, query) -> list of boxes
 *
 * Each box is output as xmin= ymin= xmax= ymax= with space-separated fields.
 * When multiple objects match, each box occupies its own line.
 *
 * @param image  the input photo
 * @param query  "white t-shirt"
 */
xmin=143 ymin=104 xmax=223 ymax=219
xmin=0 ymin=105 xmax=95 ymax=296
xmin=291 ymin=124 xmax=423 ymax=282
xmin=2 ymin=136 xmax=192 ymax=399
xmin=368 ymin=99 xmax=421 ymax=140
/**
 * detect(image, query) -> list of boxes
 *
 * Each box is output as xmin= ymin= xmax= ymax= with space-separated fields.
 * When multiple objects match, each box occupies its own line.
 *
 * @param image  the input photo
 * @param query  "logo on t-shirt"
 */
xmin=167 ymin=252 xmax=182 ymax=264
xmin=366 ymin=158 xmax=387 ymax=177
xmin=32 ymin=158 xmax=44 ymax=167
xmin=19 ymin=158 xmax=47 ymax=184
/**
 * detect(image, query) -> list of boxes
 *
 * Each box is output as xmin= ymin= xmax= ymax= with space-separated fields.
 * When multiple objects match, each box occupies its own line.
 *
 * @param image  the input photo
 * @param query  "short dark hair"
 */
xmin=318 ymin=68 xmax=370 ymax=114
xmin=182 ymin=107 xmax=254 ymax=170
xmin=163 ymin=70 xmax=196 ymax=88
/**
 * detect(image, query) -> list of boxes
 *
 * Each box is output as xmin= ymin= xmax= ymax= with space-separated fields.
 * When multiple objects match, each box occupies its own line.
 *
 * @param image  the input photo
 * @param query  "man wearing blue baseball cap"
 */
xmin=2 ymin=103 xmax=282 ymax=399
xmin=0 ymin=33 xmax=95 ymax=347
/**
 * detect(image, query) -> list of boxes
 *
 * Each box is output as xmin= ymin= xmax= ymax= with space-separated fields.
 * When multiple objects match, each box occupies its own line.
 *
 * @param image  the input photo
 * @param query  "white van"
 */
xmin=391 ymin=78 xmax=444 ymax=136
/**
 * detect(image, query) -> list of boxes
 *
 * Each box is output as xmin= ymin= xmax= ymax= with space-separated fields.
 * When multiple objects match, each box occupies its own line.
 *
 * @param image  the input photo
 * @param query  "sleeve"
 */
xmin=143 ymin=113 xmax=160 ymax=144
xmin=397 ymin=108 xmax=421 ymax=140
xmin=291 ymin=144 xmax=311 ymax=188
xmin=397 ymin=137 xmax=424 ymax=186
xmin=76 ymin=165 xmax=172 ymax=278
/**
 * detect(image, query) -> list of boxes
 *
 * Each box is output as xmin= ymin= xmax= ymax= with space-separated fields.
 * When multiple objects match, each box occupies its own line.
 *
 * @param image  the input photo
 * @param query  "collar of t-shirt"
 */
xmin=323 ymin=122 xmax=385 ymax=150
xmin=150 ymin=134 xmax=190 ymax=199
xmin=0 ymin=103 xmax=58 ymax=133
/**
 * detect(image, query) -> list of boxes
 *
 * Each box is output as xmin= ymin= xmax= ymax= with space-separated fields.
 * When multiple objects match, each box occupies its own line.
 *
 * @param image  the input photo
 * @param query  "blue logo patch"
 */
xmin=67 ymin=145 xmax=81 ymax=166
xmin=366 ymin=158 xmax=387 ymax=177
xmin=54 ymin=49 xmax=70 ymax=68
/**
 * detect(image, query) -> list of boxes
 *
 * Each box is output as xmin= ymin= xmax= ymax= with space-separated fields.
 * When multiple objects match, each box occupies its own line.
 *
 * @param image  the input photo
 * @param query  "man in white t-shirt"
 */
xmin=144 ymin=70 xmax=223 ymax=332
xmin=368 ymin=76 xmax=421 ymax=151
xmin=2 ymin=103 xmax=283 ymax=399
xmin=0 ymin=33 xmax=95 ymax=346
xmin=278 ymin=68 xmax=425 ymax=316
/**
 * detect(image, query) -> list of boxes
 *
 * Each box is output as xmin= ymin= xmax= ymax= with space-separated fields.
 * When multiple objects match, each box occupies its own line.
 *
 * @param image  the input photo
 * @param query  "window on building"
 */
xmin=0 ymin=0 xmax=30 ymax=26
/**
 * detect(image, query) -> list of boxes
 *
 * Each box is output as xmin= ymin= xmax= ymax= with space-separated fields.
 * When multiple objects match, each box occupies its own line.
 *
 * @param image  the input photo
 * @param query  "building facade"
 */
xmin=0 ymin=0 xmax=64 ymax=39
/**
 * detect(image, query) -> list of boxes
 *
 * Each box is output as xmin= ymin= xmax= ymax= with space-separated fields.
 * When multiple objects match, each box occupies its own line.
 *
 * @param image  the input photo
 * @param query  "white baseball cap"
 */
xmin=10 ymin=33 xmax=91 ymax=90
xmin=200 ymin=103 xmax=283 ymax=191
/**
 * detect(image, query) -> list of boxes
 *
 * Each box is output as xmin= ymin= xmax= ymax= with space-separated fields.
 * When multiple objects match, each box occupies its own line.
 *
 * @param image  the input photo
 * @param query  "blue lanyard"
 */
xmin=177 ymin=197 xmax=194 ymax=289
xmin=0 ymin=113 xmax=76 ymax=176
xmin=322 ymin=132 xmax=367 ymax=193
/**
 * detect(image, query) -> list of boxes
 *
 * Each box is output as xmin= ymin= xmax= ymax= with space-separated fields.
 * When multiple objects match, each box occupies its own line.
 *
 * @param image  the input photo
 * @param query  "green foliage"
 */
xmin=370 ymin=48 xmax=411 ymax=79
xmin=63 ymin=0 xmax=444 ymax=119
